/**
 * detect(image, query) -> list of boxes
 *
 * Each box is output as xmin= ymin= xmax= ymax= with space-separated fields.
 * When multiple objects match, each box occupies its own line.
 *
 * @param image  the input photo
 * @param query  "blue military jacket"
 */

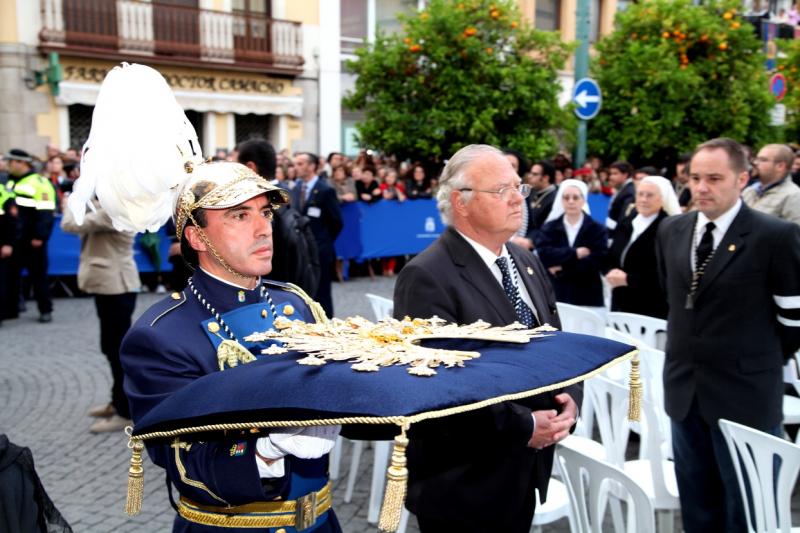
xmin=120 ymin=269 xmax=336 ymax=532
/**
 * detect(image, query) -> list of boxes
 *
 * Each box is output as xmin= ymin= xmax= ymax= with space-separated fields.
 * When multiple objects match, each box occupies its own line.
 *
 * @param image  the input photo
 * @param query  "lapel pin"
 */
xmin=261 ymin=309 xmax=268 ymax=318
xmin=283 ymin=304 xmax=295 ymax=316
xmin=237 ymin=290 xmax=246 ymax=303
xmin=526 ymin=267 xmax=534 ymax=275
xmin=728 ymin=244 xmax=736 ymax=252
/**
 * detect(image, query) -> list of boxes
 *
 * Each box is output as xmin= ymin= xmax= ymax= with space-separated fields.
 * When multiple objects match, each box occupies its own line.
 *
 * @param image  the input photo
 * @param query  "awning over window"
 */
xmin=56 ymin=81 xmax=303 ymax=117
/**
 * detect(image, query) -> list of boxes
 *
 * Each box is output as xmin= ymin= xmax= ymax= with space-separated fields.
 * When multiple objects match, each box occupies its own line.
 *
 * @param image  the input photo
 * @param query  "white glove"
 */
xmin=254 ymin=454 xmax=285 ymax=478
xmin=257 ymin=425 xmax=341 ymax=461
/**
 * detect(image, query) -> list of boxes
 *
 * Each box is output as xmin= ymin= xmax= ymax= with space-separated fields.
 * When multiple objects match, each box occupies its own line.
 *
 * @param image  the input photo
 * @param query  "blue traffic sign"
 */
xmin=572 ymin=78 xmax=602 ymax=120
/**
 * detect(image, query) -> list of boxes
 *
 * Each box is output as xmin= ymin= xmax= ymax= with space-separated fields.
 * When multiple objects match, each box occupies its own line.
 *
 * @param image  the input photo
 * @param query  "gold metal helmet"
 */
xmin=174 ymin=161 xmax=288 ymax=241
xmin=174 ymin=161 xmax=289 ymax=283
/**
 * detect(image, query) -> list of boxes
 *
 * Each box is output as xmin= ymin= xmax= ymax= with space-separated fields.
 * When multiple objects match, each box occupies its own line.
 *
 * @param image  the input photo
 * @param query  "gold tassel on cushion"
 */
xmin=126 ymin=440 xmax=145 ymax=516
xmin=628 ymin=352 xmax=642 ymax=422
xmin=378 ymin=425 xmax=410 ymax=532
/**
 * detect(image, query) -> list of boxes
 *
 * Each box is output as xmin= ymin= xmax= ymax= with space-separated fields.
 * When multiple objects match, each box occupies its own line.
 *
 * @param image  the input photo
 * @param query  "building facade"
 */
xmin=0 ymin=0 xmax=326 ymax=158
xmin=1 ymin=0 xmax=622 ymax=159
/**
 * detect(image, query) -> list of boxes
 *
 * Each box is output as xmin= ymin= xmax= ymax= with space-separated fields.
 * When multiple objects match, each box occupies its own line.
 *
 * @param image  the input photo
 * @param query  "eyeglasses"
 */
xmin=459 ymin=183 xmax=531 ymax=199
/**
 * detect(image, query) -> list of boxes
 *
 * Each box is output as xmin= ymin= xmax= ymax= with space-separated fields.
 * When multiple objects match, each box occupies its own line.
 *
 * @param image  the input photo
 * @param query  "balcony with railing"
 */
xmin=39 ymin=0 xmax=304 ymax=75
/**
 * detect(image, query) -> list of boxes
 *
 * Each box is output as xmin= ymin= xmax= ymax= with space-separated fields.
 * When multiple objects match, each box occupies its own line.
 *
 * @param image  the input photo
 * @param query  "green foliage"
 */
xmin=777 ymin=38 xmax=800 ymax=142
xmin=589 ymin=0 xmax=774 ymax=164
xmin=342 ymin=0 xmax=575 ymax=162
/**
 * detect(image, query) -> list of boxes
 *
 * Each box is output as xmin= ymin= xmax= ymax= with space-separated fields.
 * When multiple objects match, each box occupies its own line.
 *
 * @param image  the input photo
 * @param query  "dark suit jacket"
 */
xmin=656 ymin=204 xmax=800 ymax=430
xmin=393 ymin=226 xmax=582 ymax=533
xmin=607 ymin=180 xmax=636 ymax=226
xmin=525 ymin=185 xmax=557 ymax=243
xmin=290 ymin=178 xmax=343 ymax=264
xmin=536 ymin=215 xmax=608 ymax=307
xmin=607 ymin=210 xmax=669 ymax=318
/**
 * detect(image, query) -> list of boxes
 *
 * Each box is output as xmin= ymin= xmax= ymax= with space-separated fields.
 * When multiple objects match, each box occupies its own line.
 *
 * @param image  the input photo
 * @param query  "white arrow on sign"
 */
xmin=575 ymin=90 xmax=600 ymax=108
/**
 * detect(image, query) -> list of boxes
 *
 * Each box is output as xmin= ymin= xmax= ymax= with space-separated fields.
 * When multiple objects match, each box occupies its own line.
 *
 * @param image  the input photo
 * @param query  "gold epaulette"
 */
xmin=150 ymin=291 xmax=187 ymax=326
xmin=265 ymin=281 xmax=328 ymax=324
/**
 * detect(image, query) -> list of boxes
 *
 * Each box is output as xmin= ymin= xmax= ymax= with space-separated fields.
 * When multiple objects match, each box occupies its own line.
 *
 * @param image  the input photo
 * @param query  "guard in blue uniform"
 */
xmin=120 ymin=161 xmax=342 ymax=532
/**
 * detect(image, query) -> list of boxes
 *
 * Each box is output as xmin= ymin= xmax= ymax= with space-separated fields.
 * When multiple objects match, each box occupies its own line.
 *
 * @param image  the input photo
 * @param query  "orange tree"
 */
xmin=777 ymin=38 xmax=800 ymax=142
xmin=589 ymin=0 xmax=773 ymax=163
xmin=342 ymin=0 xmax=574 ymax=162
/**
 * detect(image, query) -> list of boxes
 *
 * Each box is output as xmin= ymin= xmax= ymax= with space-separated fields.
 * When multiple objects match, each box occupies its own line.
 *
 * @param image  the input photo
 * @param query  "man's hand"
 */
xmin=31 ymin=238 xmax=43 ymax=248
xmin=0 ymin=245 xmax=11 ymax=258
xmin=510 ymin=235 xmax=534 ymax=250
xmin=528 ymin=393 xmax=578 ymax=450
xmin=548 ymin=265 xmax=562 ymax=276
xmin=605 ymin=268 xmax=628 ymax=288
xmin=576 ymin=246 xmax=591 ymax=259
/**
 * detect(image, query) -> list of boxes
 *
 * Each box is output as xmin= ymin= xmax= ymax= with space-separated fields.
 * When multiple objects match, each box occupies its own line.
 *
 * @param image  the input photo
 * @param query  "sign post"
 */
xmin=573 ymin=77 xmax=602 ymax=167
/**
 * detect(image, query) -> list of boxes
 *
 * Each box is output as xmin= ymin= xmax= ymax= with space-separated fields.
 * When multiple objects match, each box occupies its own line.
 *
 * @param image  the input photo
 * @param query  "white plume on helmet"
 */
xmin=68 ymin=63 xmax=204 ymax=233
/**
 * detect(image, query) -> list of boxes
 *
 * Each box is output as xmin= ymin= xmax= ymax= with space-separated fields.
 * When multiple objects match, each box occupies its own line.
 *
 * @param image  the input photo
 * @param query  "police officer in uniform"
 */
xmin=0 ymin=182 xmax=19 ymax=326
xmin=119 ymin=162 xmax=342 ymax=532
xmin=5 ymin=149 xmax=56 ymax=323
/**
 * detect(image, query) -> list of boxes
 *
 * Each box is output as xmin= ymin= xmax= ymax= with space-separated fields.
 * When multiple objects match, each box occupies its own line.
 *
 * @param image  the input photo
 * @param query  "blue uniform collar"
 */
xmin=192 ymin=268 xmax=265 ymax=316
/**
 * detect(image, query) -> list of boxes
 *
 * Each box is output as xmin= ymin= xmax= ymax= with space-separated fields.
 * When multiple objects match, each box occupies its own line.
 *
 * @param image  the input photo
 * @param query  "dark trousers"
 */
xmin=94 ymin=293 xmax=137 ymax=419
xmin=10 ymin=242 xmax=52 ymax=315
xmin=672 ymin=399 xmax=781 ymax=533
xmin=314 ymin=259 xmax=334 ymax=319
xmin=0 ymin=257 xmax=8 ymax=322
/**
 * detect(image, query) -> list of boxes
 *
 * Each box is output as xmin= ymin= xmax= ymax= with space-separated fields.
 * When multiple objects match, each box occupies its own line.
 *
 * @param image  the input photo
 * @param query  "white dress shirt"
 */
xmin=691 ymin=199 xmax=742 ymax=272
xmin=456 ymin=230 xmax=540 ymax=323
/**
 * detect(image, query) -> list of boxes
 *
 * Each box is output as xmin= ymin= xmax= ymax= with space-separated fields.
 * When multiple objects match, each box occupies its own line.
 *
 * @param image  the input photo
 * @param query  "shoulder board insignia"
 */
xmin=264 ymin=280 xmax=327 ymax=324
xmin=150 ymin=290 xmax=187 ymax=326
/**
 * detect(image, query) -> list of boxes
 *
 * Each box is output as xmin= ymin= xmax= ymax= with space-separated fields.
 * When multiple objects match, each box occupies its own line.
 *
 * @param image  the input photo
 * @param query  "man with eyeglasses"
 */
xmin=742 ymin=143 xmax=800 ymax=225
xmin=393 ymin=144 xmax=580 ymax=533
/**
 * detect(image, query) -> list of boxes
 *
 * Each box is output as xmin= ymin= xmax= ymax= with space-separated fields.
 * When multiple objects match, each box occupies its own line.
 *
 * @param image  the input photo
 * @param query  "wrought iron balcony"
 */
xmin=39 ymin=0 xmax=304 ymax=75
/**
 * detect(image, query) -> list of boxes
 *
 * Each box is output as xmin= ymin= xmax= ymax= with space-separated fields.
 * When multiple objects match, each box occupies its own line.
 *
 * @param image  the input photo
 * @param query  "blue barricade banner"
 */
xmin=48 ymin=194 xmax=612 ymax=273
xmin=335 ymin=194 xmax=611 ymax=261
xmin=335 ymin=200 xmax=444 ymax=260
xmin=48 ymin=215 xmax=173 ymax=276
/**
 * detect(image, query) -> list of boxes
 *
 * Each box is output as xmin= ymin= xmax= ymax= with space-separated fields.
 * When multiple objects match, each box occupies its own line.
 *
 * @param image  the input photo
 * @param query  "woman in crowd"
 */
xmin=604 ymin=175 xmax=680 ymax=318
xmin=405 ymin=164 xmax=431 ymax=199
xmin=536 ymin=179 xmax=608 ymax=309
xmin=331 ymin=166 xmax=357 ymax=203
xmin=274 ymin=164 xmax=293 ymax=189
xmin=380 ymin=168 xmax=407 ymax=201
xmin=356 ymin=167 xmax=381 ymax=203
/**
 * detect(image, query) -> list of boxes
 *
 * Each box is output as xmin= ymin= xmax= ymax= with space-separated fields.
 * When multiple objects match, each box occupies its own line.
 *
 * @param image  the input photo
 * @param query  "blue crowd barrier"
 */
xmin=46 ymin=193 xmax=612 ymax=275
xmin=48 ymin=215 xmax=173 ymax=276
xmin=334 ymin=193 xmax=611 ymax=261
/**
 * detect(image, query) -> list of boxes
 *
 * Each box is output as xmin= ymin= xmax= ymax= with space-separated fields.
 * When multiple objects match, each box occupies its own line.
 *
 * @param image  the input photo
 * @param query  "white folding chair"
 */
xmin=556 ymin=302 xmax=606 ymax=336
xmin=623 ymin=394 xmax=680 ymax=533
xmin=603 ymin=327 xmax=637 ymax=383
xmin=606 ymin=311 xmax=667 ymax=351
xmin=556 ymin=302 xmax=606 ymax=438
xmin=531 ymin=481 xmax=575 ymax=533
xmin=556 ymin=440 xmax=656 ymax=533
xmin=719 ymin=419 xmax=800 ymax=533
xmin=782 ymin=357 xmax=800 ymax=444
xmin=366 ymin=293 xmax=394 ymax=321
xmin=588 ymin=375 xmax=678 ymax=533
xmin=344 ymin=294 xmax=409 ymax=530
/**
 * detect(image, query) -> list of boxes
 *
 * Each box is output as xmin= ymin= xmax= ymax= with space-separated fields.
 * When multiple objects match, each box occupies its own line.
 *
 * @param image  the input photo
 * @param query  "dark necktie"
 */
xmin=495 ymin=256 xmax=537 ymax=328
xmin=299 ymin=182 xmax=308 ymax=212
xmin=696 ymin=221 xmax=716 ymax=268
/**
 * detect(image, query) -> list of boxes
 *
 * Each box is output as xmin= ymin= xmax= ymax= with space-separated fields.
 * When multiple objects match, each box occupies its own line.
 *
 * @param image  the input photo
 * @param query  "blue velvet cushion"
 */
xmin=133 ymin=331 xmax=633 ymax=437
